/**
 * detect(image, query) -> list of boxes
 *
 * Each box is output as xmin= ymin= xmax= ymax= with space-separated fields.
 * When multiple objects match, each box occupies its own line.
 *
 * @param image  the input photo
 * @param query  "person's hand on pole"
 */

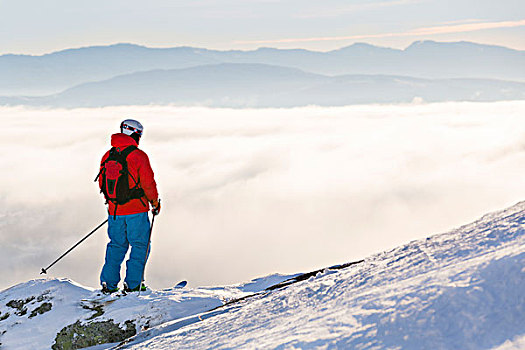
xmin=151 ymin=199 xmax=161 ymax=216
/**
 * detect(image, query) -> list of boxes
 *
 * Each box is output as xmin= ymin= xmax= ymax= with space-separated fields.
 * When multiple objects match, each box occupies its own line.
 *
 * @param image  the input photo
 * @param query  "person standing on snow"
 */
xmin=97 ymin=119 xmax=161 ymax=293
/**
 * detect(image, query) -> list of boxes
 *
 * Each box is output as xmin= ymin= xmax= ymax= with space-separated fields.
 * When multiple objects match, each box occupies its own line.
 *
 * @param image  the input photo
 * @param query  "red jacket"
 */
xmin=99 ymin=133 xmax=159 ymax=216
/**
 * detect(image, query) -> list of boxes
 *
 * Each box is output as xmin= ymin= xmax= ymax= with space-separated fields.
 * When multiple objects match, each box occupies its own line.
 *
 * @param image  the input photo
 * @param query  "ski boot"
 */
xmin=101 ymin=282 xmax=119 ymax=294
xmin=124 ymin=282 xmax=147 ymax=293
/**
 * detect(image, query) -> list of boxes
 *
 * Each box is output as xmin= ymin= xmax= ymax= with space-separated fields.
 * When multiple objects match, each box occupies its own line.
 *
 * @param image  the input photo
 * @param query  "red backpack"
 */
xmin=96 ymin=146 xmax=145 ymax=216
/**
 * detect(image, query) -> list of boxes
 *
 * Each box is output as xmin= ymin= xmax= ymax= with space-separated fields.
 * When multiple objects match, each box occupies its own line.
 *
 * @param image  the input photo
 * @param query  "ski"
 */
xmin=174 ymin=280 xmax=188 ymax=289
xmin=80 ymin=290 xmax=126 ymax=304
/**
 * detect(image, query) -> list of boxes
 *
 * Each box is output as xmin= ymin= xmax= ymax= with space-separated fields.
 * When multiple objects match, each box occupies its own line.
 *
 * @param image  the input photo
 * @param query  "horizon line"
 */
xmin=1 ymin=38 xmax=523 ymax=57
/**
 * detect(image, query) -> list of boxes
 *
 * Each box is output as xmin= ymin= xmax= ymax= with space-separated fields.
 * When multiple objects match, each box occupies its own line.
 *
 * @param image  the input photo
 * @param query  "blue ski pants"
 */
xmin=100 ymin=212 xmax=151 ymax=290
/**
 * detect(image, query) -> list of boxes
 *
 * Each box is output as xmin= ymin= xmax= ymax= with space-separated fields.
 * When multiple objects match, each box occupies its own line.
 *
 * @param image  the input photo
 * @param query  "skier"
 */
xmin=97 ymin=119 xmax=161 ymax=293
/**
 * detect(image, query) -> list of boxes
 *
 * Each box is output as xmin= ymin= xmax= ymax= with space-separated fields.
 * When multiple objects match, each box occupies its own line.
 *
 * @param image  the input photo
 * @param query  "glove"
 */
xmin=150 ymin=199 xmax=161 ymax=215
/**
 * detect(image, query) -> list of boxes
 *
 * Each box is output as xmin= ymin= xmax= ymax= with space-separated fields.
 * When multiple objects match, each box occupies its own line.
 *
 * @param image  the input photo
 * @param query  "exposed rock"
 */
xmin=6 ymin=294 xmax=54 ymax=319
xmin=81 ymin=304 xmax=105 ymax=320
xmin=52 ymin=319 xmax=136 ymax=350
xmin=29 ymin=302 xmax=52 ymax=318
xmin=6 ymin=297 xmax=33 ymax=316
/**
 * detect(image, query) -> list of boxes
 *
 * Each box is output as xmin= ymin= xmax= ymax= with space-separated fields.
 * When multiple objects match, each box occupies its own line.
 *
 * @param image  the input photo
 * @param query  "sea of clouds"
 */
xmin=1 ymin=101 xmax=524 ymax=290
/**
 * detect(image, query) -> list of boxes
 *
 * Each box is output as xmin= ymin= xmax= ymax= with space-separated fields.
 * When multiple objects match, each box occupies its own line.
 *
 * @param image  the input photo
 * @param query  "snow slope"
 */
xmin=1 ymin=201 xmax=524 ymax=349
xmin=0 ymin=275 xmax=296 ymax=349
xmin=118 ymin=201 xmax=525 ymax=350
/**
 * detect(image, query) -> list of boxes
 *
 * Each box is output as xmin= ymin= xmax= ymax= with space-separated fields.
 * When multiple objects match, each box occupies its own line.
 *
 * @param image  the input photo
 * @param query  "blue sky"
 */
xmin=1 ymin=0 xmax=524 ymax=54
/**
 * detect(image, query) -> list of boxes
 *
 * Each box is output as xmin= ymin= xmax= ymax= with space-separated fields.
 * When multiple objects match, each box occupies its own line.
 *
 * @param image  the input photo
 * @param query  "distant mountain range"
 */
xmin=1 ymin=41 xmax=524 ymax=107
xmin=2 ymin=63 xmax=524 ymax=108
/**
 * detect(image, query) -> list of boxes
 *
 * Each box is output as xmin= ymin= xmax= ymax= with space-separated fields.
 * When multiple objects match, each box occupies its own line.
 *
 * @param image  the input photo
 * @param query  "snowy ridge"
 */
xmin=117 ymin=201 xmax=525 ymax=349
xmin=1 ymin=201 xmax=524 ymax=349
xmin=0 ymin=275 xmax=296 ymax=349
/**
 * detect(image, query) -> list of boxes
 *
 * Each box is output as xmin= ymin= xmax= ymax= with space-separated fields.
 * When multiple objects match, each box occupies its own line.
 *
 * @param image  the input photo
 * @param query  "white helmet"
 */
xmin=120 ymin=119 xmax=143 ymax=137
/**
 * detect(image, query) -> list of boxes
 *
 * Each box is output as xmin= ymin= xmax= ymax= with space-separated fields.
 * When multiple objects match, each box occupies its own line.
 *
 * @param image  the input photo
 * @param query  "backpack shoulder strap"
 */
xmin=121 ymin=146 xmax=138 ymax=159
xmin=106 ymin=146 xmax=137 ymax=161
xmin=120 ymin=146 xmax=142 ymax=190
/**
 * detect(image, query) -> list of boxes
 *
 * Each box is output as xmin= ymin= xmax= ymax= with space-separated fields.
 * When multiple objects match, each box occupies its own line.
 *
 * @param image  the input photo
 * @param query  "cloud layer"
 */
xmin=1 ymin=102 xmax=524 ymax=290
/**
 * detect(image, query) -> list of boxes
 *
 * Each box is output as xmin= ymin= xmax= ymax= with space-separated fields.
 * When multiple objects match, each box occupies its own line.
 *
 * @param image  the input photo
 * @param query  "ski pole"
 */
xmin=139 ymin=203 xmax=159 ymax=295
xmin=40 ymin=218 xmax=108 ymax=275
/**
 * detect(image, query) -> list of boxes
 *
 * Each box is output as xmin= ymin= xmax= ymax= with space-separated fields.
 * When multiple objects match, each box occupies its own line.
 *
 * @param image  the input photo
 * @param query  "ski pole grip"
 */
xmin=152 ymin=198 xmax=161 ymax=216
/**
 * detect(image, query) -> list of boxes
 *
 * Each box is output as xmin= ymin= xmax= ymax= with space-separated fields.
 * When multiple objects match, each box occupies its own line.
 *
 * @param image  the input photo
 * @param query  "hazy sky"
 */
xmin=1 ymin=0 xmax=524 ymax=55
xmin=1 ymin=102 xmax=524 ymax=291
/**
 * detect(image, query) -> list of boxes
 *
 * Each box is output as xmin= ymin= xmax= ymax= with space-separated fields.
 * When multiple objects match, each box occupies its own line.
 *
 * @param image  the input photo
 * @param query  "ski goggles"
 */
xmin=121 ymin=123 xmax=143 ymax=136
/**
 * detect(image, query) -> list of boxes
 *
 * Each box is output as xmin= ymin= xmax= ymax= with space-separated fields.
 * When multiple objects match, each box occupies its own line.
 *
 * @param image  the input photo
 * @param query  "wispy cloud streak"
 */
xmin=235 ymin=19 xmax=525 ymax=45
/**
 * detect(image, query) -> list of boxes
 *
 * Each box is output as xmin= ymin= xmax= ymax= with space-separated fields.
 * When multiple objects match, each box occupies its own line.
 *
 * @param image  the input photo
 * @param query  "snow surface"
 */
xmin=0 ymin=274 xmax=295 ymax=349
xmin=118 ymin=201 xmax=525 ymax=350
xmin=1 ymin=201 xmax=524 ymax=349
